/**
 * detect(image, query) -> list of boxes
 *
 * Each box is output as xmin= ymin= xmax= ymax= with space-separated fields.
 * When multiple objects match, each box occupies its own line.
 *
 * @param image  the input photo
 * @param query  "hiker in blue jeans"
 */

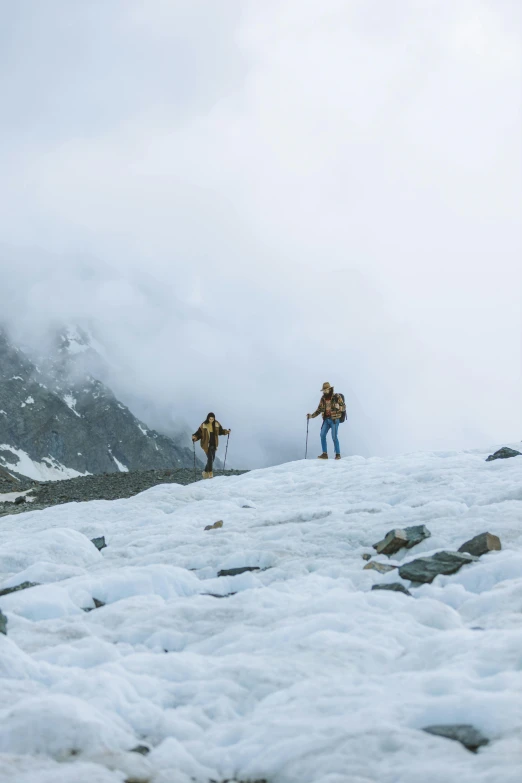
xmin=307 ymin=381 xmax=346 ymax=460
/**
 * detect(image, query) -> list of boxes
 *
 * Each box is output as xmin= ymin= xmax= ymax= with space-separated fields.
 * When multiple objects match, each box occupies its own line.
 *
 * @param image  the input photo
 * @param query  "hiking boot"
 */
xmin=335 ymin=454 xmax=341 ymax=460
xmin=317 ymin=453 xmax=328 ymax=459
xmin=208 ymin=471 xmax=214 ymax=479
xmin=202 ymin=471 xmax=209 ymax=479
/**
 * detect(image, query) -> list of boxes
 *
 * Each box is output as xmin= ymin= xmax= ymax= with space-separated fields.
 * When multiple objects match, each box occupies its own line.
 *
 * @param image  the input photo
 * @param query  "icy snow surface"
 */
xmin=0 ymin=446 xmax=89 ymax=482
xmin=0 ymin=447 xmax=521 ymax=783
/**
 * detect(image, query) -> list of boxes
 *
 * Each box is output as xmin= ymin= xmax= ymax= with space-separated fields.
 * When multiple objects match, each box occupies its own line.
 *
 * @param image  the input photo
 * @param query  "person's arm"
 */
xmin=192 ymin=427 xmax=202 ymax=442
xmin=308 ymin=397 xmax=324 ymax=419
xmin=218 ymin=425 xmax=231 ymax=435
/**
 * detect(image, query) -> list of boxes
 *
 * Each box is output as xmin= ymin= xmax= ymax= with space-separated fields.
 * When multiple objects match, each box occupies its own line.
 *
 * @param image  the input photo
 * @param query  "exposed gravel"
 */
xmin=0 ymin=465 xmax=36 ymax=494
xmin=0 ymin=467 xmax=247 ymax=517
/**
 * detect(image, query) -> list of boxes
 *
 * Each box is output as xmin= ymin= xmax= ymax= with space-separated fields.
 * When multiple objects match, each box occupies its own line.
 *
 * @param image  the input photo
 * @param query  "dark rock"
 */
xmin=361 ymin=553 xmax=372 ymax=561
xmin=403 ymin=524 xmax=431 ymax=549
xmin=458 ymin=532 xmax=501 ymax=557
xmin=399 ymin=551 xmax=477 ymax=584
xmin=14 ymin=495 xmax=26 ymax=505
xmin=371 ymin=583 xmax=411 ymax=596
xmin=130 ymin=745 xmax=150 ymax=755
xmin=217 ymin=567 xmax=261 ymax=577
xmin=83 ymin=597 xmax=106 ymax=612
xmin=0 ymin=581 xmax=39 ymax=598
xmin=373 ymin=525 xmax=431 ymax=556
xmin=205 ymin=592 xmax=237 ymax=599
xmin=204 ymin=520 xmax=223 ymax=531
xmin=422 ymin=724 xmax=489 ymax=752
xmin=363 ymin=561 xmax=397 ymax=574
xmin=373 ymin=529 xmax=408 ymax=556
xmin=0 ymin=610 xmax=7 ymax=635
xmin=241 ymin=505 xmax=254 ymax=509
xmin=90 ymin=536 xmax=107 ymax=551
xmin=486 ymin=447 xmax=521 ymax=462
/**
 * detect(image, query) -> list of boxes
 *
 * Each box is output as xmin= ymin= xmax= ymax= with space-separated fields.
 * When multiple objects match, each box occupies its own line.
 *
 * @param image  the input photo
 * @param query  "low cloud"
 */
xmin=1 ymin=0 xmax=520 ymax=467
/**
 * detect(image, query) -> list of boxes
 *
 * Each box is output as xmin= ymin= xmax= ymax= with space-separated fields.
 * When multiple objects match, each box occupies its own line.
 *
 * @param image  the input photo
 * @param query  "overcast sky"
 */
xmin=0 ymin=0 xmax=521 ymax=468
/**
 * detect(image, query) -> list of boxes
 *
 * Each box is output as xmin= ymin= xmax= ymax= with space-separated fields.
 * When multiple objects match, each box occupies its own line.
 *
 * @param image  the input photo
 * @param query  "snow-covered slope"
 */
xmin=0 ymin=448 xmax=521 ymax=783
xmin=0 ymin=328 xmax=196 ymax=479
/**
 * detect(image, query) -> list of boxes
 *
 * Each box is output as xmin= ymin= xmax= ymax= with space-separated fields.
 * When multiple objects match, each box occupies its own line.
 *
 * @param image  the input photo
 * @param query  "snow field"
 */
xmin=0 ymin=447 xmax=521 ymax=782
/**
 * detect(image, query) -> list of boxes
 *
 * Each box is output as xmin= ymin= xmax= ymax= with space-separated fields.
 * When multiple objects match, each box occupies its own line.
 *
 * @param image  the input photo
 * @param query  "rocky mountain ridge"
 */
xmin=0 ymin=327 xmax=198 ymax=480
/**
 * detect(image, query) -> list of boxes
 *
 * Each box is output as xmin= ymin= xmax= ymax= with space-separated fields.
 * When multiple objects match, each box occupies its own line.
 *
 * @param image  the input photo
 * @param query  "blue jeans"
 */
xmin=320 ymin=418 xmax=340 ymax=454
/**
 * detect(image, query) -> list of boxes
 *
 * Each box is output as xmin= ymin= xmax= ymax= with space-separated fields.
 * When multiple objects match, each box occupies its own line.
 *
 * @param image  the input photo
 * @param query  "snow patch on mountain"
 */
xmin=62 ymin=394 xmax=81 ymax=418
xmin=108 ymin=447 xmax=129 ymax=473
xmin=0 ymin=490 xmax=35 ymax=503
xmin=0 ymin=445 xmax=90 ymax=481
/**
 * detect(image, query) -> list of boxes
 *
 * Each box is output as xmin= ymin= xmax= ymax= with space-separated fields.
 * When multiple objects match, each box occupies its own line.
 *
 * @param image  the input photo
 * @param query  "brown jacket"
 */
xmin=311 ymin=391 xmax=346 ymax=421
xmin=193 ymin=421 xmax=229 ymax=454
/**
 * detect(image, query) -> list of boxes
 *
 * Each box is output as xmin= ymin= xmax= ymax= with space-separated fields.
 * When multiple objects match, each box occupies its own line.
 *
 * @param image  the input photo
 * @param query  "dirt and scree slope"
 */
xmin=0 ymin=467 xmax=248 ymax=517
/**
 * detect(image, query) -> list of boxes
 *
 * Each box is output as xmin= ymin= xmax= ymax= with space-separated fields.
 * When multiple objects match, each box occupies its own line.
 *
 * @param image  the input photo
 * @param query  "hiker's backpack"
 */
xmin=337 ymin=393 xmax=347 ymax=423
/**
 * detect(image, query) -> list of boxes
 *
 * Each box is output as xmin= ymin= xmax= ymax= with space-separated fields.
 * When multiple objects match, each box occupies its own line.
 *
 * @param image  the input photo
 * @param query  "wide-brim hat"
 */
xmin=321 ymin=382 xmax=332 ymax=392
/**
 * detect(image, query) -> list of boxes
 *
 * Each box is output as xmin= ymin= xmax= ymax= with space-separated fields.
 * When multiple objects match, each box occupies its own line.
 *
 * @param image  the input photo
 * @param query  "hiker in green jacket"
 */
xmin=307 ymin=382 xmax=346 ymax=459
xmin=192 ymin=412 xmax=230 ymax=479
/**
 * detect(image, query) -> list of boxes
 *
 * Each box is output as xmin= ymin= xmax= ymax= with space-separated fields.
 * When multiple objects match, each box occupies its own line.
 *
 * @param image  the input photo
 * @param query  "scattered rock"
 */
xmin=0 ymin=610 xmax=7 ymax=635
xmin=14 ymin=495 xmax=26 ymax=505
xmin=458 ymin=532 xmax=501 ymax=557
xmin=486 ymin=446 xmax=521 ymax=462
xmin=217 ymin=567 xmax=261 ymax=577
xmin=83 ymin=597 xmax=106 ymax=612
xmin=91 ymin=536 xmax=107 ymax=551
xmin=205 ymin=520 xmax=223 ymax=531
xmin=213 ymin=780 xmax=268 ymax=783
xmin=371 ymin=583 xmax=411 ymax=596
xmin=422 ymin=724 xmax=489 ymax=752
xmin=372 ymin=525 xmax=431 ymax=556
xmin=363 ymin=561 xmax=398 ymax=574
xmin=399 ymin=551 xmax=477 ymax=584
xmin=403 ymin=524 xmax=431 ymax=548
xmin=241 ymin=505 xmax=254 ymax=509
xmin=205 ymin=592 xmax=237 ymax=599
xmin=361 ymin=553 xmax=372 ymax=561
xmin=373 ymin=529 xmax=408 ymax=556
xmin=0 ymin=581 xmax=39 ymax=598
xmin=130 ymin=745 xmax=150 ymax=755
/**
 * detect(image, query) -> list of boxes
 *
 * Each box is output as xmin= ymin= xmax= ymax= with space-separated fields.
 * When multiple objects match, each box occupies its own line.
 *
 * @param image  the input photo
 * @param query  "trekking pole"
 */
xmin=223 ymin=433 xmax=230 ymax=475
xmin=192 ymin=441 xmax=197 ymax=482
xmin=305 ymin=417 xmax=309 ymax=459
